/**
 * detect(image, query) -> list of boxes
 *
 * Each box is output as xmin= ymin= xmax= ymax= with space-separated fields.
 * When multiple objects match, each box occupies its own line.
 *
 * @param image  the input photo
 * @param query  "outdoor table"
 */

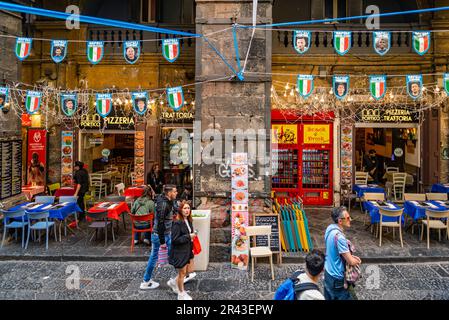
xmin=8 ymin=202 xmax=81 ymax=220
xmin=21 ymin=186 xmax=45 ymax=201
xmin=363 ymin=201 xmax=404 ymax=224
xmin=8 ymin=201 xmax=82 ymax=240
xmin=124 ymin=186 xmax=145 ymax=198
xmin=88 ymin=201 xmax=130 ymax=221
xmin=404 ymin=200 xmax=449 ymax=221
xmin=54 ymin=187 xmax=76 ymax=197
xmin=431 ymin=183 xmax=449 ymax=194
xmin=382 ymin=172 xmax=414 ymax=186
xmin=353 ymin=184 xmax=385 ymax=198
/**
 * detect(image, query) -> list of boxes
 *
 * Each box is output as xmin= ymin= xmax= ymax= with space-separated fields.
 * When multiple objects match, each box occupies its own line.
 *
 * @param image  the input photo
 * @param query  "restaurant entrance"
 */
xmin=354 ymin=122 xmax=421 ymax=194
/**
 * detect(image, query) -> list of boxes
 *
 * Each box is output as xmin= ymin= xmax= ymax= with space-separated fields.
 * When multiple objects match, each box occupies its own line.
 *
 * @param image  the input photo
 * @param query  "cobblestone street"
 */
xmin=1 ymin=260 xmax=449 ymax=300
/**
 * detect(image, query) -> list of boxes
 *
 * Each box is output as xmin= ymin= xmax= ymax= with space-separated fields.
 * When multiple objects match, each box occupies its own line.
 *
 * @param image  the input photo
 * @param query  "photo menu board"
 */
xmin=61 ymin=131 xmax=74 ymax=186
xmin=231 ymin=153 xmax=249 ymax=270
xmin=0 ymin=139 xmax=22 ymax=200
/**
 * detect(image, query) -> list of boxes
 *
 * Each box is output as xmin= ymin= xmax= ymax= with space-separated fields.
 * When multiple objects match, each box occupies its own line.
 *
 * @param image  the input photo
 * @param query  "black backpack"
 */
xmin=292 ymin=270 xmax=320 ymax=300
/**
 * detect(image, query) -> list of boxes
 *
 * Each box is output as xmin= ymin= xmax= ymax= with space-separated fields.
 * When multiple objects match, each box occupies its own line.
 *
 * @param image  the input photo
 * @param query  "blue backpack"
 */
xmin=274 ymin=270 xmax=320 ymax=300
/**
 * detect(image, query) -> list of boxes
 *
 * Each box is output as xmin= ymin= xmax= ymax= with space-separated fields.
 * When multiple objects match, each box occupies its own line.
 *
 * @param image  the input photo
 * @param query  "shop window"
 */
xmin=324 ymin=0 xmax=347 ymax=21
xmin=156 ymin=0 xmax=195 ymax=24
xmin=141 ymin=0 xmax=156 ymax=23
xmin=273 ymin=0 xmax=311 ymax=23
xmin=363 ymin=0 xmax=419 ymax=23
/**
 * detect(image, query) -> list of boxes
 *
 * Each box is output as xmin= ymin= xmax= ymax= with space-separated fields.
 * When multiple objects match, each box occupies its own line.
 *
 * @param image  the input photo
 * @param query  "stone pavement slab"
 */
xmin=0 ymin=260 xmax=448 ymax=300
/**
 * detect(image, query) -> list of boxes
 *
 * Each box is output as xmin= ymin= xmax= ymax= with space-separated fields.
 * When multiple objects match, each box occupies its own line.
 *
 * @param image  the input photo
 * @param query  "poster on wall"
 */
xmin=134 ymin=131 xmax=145 ymax=186
xmin=340 ymin=124 xmax=353 ymax=185
xmin=61 ymin=131 xmax=73 ymax=186
xmin=231 ymin=153 xmax=249 ymax=270
xmin=0 ymin=139 xmax=22 ymax=200
xmin=26 ymin=129 xmax=47 ymax=187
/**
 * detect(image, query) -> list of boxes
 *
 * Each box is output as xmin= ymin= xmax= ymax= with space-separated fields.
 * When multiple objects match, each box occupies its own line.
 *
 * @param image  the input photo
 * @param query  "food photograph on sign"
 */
xmin=231 ymin=153 xmax=248 ymax=165
xmin=231 ymin=164 xmax=248 ymax=179
xmin=232 ymin=190 xmax=248 ymax=204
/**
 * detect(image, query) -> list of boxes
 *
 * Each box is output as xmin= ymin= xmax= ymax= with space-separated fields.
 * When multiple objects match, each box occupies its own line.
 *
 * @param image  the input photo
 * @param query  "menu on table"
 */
xmin=0 ymin=139 xmax=22 ymax=200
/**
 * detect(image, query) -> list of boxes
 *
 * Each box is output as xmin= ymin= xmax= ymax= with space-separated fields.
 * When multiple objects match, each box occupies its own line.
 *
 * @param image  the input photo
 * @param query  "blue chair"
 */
xmin=35 ymin=196 xmax=55 ymax=204
xmin=1 ymin=209 xmax=28 ymax=248
xmin=58 ymin=196 xmax=79 ymax=238
xmin=25 ymin=211 xmax=57 ymax=250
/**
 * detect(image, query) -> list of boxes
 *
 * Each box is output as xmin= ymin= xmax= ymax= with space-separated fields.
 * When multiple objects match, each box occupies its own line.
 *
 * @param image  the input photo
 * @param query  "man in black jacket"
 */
xmin=73 ymin=161 xmax=89 ymax=221
xmin=140 ymin=185 xmax=177 ymax=290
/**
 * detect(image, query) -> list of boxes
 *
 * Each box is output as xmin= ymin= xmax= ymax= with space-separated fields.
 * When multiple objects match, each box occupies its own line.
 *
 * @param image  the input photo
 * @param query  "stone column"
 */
xmin=432 ymin=1 xmax=449 ymax=183
xmin=194 ymin=0 xmax=272 ymax=260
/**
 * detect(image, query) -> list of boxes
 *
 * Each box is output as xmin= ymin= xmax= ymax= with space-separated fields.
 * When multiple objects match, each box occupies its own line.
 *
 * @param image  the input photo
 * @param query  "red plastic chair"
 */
xmin=128 ymin=213 xmax=153 ymax=252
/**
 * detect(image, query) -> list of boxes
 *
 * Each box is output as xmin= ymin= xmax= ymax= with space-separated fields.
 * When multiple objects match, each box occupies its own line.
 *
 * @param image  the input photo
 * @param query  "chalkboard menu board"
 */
xmin=0 ymin=139 xmax=22 ymax=200
xmin=254 ymin=214 xmax=281 ymax=253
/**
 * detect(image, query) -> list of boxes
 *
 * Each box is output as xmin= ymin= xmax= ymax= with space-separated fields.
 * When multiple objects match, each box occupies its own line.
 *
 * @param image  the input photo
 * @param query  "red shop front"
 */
xmin=271 ymin=110 xmax=334 ymax=206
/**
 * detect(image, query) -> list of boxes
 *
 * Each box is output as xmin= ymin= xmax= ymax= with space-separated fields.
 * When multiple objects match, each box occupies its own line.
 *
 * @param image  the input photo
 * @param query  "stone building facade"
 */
xmin=4 ymin=0 xmax=449 ymax=255
xmin=0 ymin=8 xmax=27 ymax=208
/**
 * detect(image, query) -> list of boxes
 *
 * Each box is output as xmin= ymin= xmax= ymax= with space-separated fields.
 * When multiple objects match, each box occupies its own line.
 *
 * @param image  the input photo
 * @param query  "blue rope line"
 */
xmin=232 ymin=25 xmax=242 ymax=76
xmin=0 ymin=1 xmax=200 ymax=37
xmin=239 ymin=6 xmax=449 ymax=29
xmin=203 ymin=36 xmax=242 ymax=80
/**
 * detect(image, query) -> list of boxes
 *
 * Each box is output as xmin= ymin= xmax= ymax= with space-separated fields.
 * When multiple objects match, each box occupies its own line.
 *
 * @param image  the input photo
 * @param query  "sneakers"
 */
xmin=178 ymin=291 xmax=193 ymax=300
xmin=167 ymin=278 xmax=179 ymax=293
xmin=184 ymin=272 xmax=197 ymax=284
xmin=143 ymin=238 xmax=150 ymax=245
xmin=139 ymin=279 xmax=160 ymax=290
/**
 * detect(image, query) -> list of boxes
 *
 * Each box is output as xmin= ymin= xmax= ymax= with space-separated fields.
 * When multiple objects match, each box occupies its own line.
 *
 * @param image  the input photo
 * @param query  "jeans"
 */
xmin=324 ymin=271 xmax=352 ymax=300
xmin=143 ymin=233 xmax=171 ymax=282
xmin=134 ymin=224 xmax=151 ymax=241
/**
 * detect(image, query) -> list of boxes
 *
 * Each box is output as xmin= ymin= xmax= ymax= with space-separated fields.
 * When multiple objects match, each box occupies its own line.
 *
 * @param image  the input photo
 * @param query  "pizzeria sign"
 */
xmin=356 ymin=108 xmax=420 ymax=123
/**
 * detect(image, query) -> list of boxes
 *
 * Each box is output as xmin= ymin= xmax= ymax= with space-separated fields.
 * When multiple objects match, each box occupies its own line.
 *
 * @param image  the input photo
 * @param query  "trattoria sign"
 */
xmin=80 ymin=113 xmax=135 ymax=129
xmin=356 ymin=108 xmax=420 ymax=123
xmin=160 ymin=110 xmax=194 ymax=122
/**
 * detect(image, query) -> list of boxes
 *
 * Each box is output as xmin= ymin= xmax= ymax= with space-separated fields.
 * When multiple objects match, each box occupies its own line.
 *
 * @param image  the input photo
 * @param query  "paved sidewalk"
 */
xmin=1 ymin=260 xmax=449 ymax=300
xmin=1 ymin=206 xmax=449 ymax=263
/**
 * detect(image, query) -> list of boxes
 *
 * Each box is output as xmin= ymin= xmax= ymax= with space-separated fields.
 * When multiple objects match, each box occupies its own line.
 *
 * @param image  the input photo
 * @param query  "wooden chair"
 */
xmin=378 ymin=208 xmax=404 ymax=248
xmin=355 ymin=171 xmax=368 ymax=185
xmin=362 ymin=192 xmax=386 ymax=227
xmin=392 ymin=173 xmax=407 ymax=202
xmin=47 ymin=183 xmax=61 ymax=196
xmin=85 ymin=210 xmax=115 ymax=246
xmin=245 ymin=225 xmax=275 ymax=282
xmin=115 ymin=183 xmax=125 ymax=196
xmin=420 ymin=208 xmax=449 ymax=249
xmin=128 ymin=213 xmax=153 ymax=252
xmin=340 ymin=184 xmax=357 ymax=211
xmin=404 ymin=193 xmax=426 ymax=235
xmin=386 ymin=167 xmax=399 ymax=173
xmin=426 ymin=193 xmax=448 ymax=201
xmin=90 ymin=173 xmax=107 ymax=199
xmin=404 ymin=193 xmax=426 ymax=201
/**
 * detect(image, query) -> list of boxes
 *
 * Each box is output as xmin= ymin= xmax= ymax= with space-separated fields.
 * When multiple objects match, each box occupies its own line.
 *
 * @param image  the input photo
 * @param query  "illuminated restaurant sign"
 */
xmin=356 ymin=108 xmax=420 ymax=123
xmin=160 ymin=110 xmax=194 ymax=122
xmin=80 ymin=112 xmax=135 ymax=129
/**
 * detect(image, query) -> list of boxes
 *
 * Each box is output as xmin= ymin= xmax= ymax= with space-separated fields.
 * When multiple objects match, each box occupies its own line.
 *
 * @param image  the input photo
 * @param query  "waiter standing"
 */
xmin=73 ymin=161 xmax=90 ymax=221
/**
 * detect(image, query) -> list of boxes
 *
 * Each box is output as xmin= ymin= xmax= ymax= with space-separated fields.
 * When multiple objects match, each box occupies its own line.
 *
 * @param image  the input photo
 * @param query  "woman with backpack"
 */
xmin=130 ymin=187 xmax=155 ymax=245
xmin=168 ymin=201 xmax=197 ymax=300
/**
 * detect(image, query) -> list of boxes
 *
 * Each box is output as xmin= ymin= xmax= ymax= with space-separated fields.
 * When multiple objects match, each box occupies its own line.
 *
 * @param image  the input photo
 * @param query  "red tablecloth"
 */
xmin=54 ymin=187 xmax=76 ymax=197
xmin=22 ymin=186 xmax=45 ymax=200
xmin=88 ymin=202 xmax=130 ymax=220
xmin=124 ymin=187 xmax=145 ymax=198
